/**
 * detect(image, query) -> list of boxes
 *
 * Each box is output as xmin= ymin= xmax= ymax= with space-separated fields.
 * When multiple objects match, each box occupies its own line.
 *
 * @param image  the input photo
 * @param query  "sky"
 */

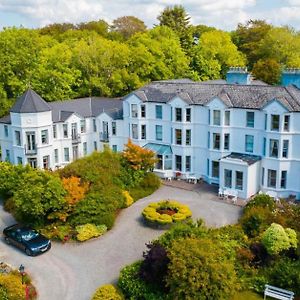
xmin=0 ymin=0 xmax=300 ymax=31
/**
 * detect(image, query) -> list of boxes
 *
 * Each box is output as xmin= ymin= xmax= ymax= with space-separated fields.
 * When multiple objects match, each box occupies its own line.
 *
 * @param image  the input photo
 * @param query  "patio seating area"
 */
xmin=219 ymin=188 xmax=238 ymax=204
xmin=162 ymin=179 xmax=247 ymax=207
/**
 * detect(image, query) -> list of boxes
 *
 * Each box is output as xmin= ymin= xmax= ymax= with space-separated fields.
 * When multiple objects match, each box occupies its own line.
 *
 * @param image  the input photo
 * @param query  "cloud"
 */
xmin=0 ymin=0 xmax=104 ymax=26
xmin=0 ymin=0 xmax=300 ymax=30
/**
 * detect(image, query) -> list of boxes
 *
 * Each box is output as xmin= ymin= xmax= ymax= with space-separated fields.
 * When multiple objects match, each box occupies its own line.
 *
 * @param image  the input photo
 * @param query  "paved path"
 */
xmin=0 ymin=186 xmax=242 ymax=300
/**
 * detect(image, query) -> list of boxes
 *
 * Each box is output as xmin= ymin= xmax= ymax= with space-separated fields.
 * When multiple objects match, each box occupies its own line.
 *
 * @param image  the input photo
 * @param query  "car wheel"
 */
xmin=4 ymin=237 xmax=10 ymax=244
xmin=25 ymin=248 xmax=32 ymax=256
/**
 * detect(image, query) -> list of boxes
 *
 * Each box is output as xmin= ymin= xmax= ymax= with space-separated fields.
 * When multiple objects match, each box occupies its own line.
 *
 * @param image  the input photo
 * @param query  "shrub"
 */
xmin=76 ymin=223 xmax=107 ymax=242
xmin=240 ymin=206 xmax=274 ymax=237
xmin=158 ymin=219 xmax=207 ymax=247
xmin=129 ymin=172 xmax=160 ymax=201
xmin=261 ymin=223 xmax=297 ymax=255
xmin=0 ymin=273 xmax=25 ymax=300
xmin=39 ymin=223 xmax=74 ymax=241
xmin=13 ymin=169 xmax=67 ymax=225
xmin=122 ymin=190 xmax=133 ymax=207
xmin=142 ymin=200 xmax=192 ymax=226
xmin=166 ymin=237 xmax=239 ymax=299
xmin=122 ymin=139 xmax=157 ymax=172
xmin=266 ymin=258 xmax=300 ymax=295
xmin=118 ymin=261 xmax=165 ymax=300
xmin=244 ymin=194 xmax=276 ymax=212
xmin=139 ymin=243 xmax=169 ymax=290
xmin=62 ymin=176 xmax=89 ymax=206
xmin=92 ymin=284 xmax=124 ymax=300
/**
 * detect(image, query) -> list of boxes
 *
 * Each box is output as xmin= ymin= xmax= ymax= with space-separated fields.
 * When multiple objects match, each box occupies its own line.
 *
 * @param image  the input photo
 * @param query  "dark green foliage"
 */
xmin=139 ymin=243 xmax=169 ymax=290
xmin=158 ymin=219 xmax=207 ymax=247
xmin=252 ymin=59 xmax=281 ymax=85
xmin=69 ymin=190 xmax=119 ymax=229
xmin=129 ymin=172 xmax=161 ymax=201
xmin=166 ymin=237 xmax=239 ymax=299
xmin=118 ymin=261 xmax=166 ymax=300
xmin=266 ymin=258 xmax=300 ymax=295
xmin=244 ymin=194 xmax=276 ymax=212
xmin=240 ymin=206 xmax=274 ymax=237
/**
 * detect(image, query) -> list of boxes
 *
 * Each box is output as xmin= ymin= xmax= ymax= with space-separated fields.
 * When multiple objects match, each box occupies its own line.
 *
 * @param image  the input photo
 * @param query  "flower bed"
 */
xmin=142 ymin=200 xmax=192 ymax=227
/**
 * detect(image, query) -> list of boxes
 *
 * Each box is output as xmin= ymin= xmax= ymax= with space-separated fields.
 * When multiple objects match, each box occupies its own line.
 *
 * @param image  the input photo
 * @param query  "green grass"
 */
xmin=233 ymin=291 xmax=263 ymax=300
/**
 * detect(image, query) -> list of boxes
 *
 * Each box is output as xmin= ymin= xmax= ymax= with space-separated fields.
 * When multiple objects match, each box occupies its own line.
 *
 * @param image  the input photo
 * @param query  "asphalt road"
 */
xmin=0 ymin=186 xmax=242 ymax=300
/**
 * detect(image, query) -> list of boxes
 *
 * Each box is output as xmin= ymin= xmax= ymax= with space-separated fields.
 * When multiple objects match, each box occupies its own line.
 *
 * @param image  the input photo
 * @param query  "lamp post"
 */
xmin=19 ymin=264 xmax=25 ymax=284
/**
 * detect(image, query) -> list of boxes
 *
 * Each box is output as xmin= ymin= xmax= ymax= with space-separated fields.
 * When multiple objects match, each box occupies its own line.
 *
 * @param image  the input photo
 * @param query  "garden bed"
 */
xmin=142 ymin=200 xmax=192 ymax=228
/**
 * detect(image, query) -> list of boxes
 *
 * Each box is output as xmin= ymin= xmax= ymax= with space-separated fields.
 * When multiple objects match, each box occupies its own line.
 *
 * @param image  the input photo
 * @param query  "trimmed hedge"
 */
xmin=142 ymin=200 xmax=192 ymax=226
xmin=76 ymin=224 xmax=107 ymax=242
xmin=91 ymin=284 xmax=124 ymax=300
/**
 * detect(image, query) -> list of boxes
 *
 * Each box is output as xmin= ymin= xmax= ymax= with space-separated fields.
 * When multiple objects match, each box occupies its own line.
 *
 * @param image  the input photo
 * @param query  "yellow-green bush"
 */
xmin=172 ymin=213 xmax=186 ymax=222
xmin=157 ymin=214 xmax=173 ymax=224
xmin=122 ymin=190 xmax=134 ymax=207
xmin=76 ymin=223 xmax=107 ymax=241
xmin=91 ymin=284 xmax=124 ymax=300
xmin=0 ymin=273 xmax=25 ymax=300
xmin=142 ymin=200 xmax=192 ymax=226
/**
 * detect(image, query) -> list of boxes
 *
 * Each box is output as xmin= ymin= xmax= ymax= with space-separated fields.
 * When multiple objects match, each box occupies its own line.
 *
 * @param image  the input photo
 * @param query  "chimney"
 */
xmin=226 ymin=67 xmax=251 ymax=85
xmin=281 ymin=69 xmax=300 ymax=89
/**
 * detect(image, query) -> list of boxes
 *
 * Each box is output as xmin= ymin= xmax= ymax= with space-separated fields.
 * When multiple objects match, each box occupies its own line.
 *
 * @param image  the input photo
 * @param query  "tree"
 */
xmin=72 ymin=37 xmax=131 ymax=96
xmin=13 ymin=169 xmax=66 ymax=224
xmin=139 ymin=243 xmax=169 ymax=290
xmin=261 ymin=223 xmax=297 ymax=255
xmin=252 ymin=59 xmax=281 ymax=85
xmin=122 ymin=139 xmax=157 ymax=171
xmin=77 ymin=19 xmax=109 ymax=36
xmin=39 ymin=23 xmax=76 ymax=36
xmin=62 ymin=176 xmax=89 ymax=206
xmin=31 ymin=42 xmax=82 ymax=101
xmin=192 ymin=30 xmax=246 ymax=79
xmin=0 ymin=28 xmax=45 ymax=98
xmin=128 ymin=26 xmax=192 ymax=83
xmin=258 ymin=26 xmax=300 ymax=67
xmin=111 ymin=16 xmax=147 ymax=39
xmin=232 ymin=20 xmax=273 ymax=69
xmin=157 ymin=5 xmax=193 ymax=50
xmin=166 ymin=237 xmax=239 ymax=299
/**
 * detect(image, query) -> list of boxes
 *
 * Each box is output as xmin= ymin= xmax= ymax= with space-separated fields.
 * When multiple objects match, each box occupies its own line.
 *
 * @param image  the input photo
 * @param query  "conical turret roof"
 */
xmin=10 ymin=89 xmax=51 ymax=113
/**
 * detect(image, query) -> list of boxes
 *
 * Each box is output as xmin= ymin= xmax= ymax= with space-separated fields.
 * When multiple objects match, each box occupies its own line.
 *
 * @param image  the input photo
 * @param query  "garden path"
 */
xmin=0 ymin=185 xmax=242 ymax=300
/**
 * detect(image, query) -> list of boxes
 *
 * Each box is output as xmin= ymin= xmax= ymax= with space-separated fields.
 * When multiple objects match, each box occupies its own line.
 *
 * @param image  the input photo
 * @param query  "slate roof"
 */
xmin=49 ymin=97 xmax=123 ymax=122
xmin=130 ymin=82 xmax=300 ymax=111
xmin=222 ymin=152 xmax=262 ymax=165
xmin=10 ymin=89 xmax=51 ymax=113
xmin=0 ymin=115 xmax=11 ymax=124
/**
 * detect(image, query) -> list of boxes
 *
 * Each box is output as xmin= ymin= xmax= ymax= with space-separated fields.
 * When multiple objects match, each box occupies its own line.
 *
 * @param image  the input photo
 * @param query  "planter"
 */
xmin=142 ymin=200 xmax=192 ymax=228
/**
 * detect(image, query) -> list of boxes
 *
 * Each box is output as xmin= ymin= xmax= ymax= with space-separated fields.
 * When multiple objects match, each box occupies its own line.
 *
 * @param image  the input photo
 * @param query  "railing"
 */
xmin=100 ymin=132 xmax=109 ymax=142
xmin=72 ymin=134 xmax=81 ymax=144
xmin=24 ymin=144 xmax=37 ymax=155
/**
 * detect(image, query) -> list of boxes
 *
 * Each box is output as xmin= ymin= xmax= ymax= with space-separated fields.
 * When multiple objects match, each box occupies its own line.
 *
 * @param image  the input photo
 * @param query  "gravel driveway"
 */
xmin=0 ymin=185 xmax=242 ymax=300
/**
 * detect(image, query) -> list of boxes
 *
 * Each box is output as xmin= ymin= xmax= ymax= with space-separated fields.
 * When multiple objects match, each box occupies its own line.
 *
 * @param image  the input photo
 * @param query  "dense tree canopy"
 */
xmin=0 ymin=8 xmax=299 ymax=117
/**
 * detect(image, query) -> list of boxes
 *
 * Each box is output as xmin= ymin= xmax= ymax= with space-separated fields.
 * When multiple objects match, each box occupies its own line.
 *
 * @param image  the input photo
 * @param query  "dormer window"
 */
xmin=141 ymin=105 xmax=146 ymax=118
xmin=224 ymin=111 xmax=230 ymax=126
xmin=155 ymin=105 xmax=162 ymax=119
xmin=213 ymin=110 xmax=220 ymax=126
xmin=186 ymin=108 xmax=191 ymax=122
xmin=283 ymin=115 xmax=290 ymax=132
xmin=131 ymin=104 xmax=138 ymax=118
xmin=175 ymin=108 xmax=182 ymax=122
xmin=271 ymin=115 xmax=280 ymax=131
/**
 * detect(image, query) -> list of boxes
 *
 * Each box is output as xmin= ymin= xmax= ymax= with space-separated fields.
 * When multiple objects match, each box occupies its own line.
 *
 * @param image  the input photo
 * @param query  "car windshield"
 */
xmin=20 ymin=231 xmax=39 ymax=241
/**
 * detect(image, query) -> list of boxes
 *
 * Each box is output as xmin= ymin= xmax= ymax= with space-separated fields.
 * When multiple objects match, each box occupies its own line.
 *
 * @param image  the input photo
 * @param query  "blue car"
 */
xmin=3 ymin=224 xmax=51 ymax=256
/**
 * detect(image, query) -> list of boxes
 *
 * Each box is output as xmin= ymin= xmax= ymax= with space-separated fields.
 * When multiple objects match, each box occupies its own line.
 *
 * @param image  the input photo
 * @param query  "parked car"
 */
xmin=3 ymin=224 xmax=51 ymax=256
